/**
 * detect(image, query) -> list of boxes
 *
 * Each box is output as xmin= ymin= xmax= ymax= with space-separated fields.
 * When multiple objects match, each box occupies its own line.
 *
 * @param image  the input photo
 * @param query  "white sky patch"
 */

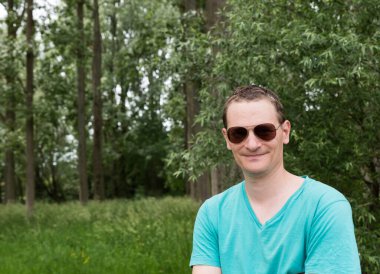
xmin=153 ymin=70 xmax=159 ymax=79
xmin=0 ymin=0 xmax=61 ymax=39
xmin=0 ymin=4 xmax=6 ymax=20
xmin=162 ymin=77 xmax=175 ymax=131
xmin=141 ymin=75 xmax=150 ymax=91
xmin=127 ymin=89 xmax=134 ymax=99
xmin=0 ymin=0 xmax=60 ymax=21
xmin=123 ymin=30 xmax=134 ymax=45
xmin=165 ymin=37 xmax=175 ymax=59
xmin=66 ymin=134 xmax=75 ymax=143
xmin=115 ymin=84 xmax=122 ymax=105
xmin=163 ymin=119 xmax=173 ymax=131
xmin=60 ymin=150 xmax=77 ymax=162
xmin=88 ymin=125 xmax=94 ymax=137
xmin=160 ymin=77 xmax=172 ymax=107
xmin=61 ymin=134 xmax=78 ymax=162
xmin=309 ymin=2 xmax=319 ymax=12
xmin=163 ymin=76 xmax=173 ymax=91
xmin=35 ymin=0 xmax=60 ymax=22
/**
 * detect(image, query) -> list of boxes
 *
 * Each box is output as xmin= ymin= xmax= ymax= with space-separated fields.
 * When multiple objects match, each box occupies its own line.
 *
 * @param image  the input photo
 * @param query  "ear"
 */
xmin=281 ymin=120 xmax=291 ymax=145
xmin=222 ymin=128 xmax=232 ymax=150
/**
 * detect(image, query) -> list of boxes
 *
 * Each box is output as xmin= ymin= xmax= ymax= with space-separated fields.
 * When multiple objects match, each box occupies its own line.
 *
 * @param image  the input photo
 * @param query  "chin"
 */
xmin=241 ymin=161 xmax=268 ymax=172
xmin=242 ymin=166 xmax=268 ymax=177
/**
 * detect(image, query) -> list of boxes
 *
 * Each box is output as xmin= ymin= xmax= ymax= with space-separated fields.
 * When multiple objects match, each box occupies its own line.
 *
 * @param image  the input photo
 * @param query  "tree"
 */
xmin=99 ymin=0 xmax=181 ymax=198
xmin=183 ymin=0 xmax=208 ymax=201
xmin=2 ymin=0 xmax=25 ymax=203
xmin=165 ymin=0 xmax=229 ymax=200
xmin=92 ymin=0 xmax=104 ymax=200
xmin=34 ymin=0 xmax=86 ymax=202
xmin=205 ymin=0 xmax=225 ymax=196
xmin=25 ymin=0 xmax=35 ymax=217
xmin=101 ymin=0 xmax=119 ymax=198
xmin=76 ymin=0 xmax=88 ymax=204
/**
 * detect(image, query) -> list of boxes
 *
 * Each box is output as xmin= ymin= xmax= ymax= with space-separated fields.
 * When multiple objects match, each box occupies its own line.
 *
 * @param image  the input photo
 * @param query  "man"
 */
xmin=190 ymin=85 xmax=361 ymax=274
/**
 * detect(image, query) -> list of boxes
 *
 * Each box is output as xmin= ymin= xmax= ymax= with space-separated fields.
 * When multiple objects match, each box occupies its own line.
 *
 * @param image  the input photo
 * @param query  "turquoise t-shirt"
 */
xmin=190 ymin=176 xmax=361 ymax=274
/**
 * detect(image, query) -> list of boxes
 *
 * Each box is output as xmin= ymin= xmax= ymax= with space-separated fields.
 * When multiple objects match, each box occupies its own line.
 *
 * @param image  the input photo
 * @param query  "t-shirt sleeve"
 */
xmin=189 ymin=201 xmax=221 ymax=268
xmin=305 ymin=199 xmax=361 ymax=274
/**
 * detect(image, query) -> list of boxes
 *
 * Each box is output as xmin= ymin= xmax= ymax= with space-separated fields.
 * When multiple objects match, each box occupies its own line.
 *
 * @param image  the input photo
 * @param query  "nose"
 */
xmin=244 ymin=130 xmax=261 ymax=150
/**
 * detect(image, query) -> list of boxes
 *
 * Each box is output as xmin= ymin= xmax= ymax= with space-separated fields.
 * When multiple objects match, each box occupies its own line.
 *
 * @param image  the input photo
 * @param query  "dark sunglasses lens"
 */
xmin=254 ymin=124 xmax=276 ymax=141
xmin=228 ymin=127 xmax=248 ymax=143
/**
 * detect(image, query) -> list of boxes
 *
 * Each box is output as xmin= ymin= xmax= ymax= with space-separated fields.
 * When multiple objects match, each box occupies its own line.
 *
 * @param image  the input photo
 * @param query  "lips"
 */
xmin=244 ymin=153 xmax=268 ymax=159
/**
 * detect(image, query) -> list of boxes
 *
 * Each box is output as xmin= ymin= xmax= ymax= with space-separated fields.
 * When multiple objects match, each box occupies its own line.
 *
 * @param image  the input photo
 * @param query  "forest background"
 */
xmin=0 ymin=0 xmax=379 ymax=272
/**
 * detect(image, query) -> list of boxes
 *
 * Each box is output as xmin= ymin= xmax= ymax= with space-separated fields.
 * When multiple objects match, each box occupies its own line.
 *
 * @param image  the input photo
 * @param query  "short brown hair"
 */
xmin=222 ymin=84 xmax=285 ymax=128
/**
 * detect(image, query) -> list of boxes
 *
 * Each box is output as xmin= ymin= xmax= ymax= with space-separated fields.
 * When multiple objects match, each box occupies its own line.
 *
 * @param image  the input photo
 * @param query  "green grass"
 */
xmin=0 ymin=197 xmax=200 ymax=274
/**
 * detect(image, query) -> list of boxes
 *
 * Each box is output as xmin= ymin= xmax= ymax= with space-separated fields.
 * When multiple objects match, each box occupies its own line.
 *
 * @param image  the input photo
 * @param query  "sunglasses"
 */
xmin=226 ymin=123 xmax=282 ymax=144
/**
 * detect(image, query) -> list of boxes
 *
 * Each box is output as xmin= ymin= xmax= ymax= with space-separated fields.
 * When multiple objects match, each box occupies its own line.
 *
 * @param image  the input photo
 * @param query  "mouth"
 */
xmin=244 ymin=153 xmax=267 ymax=159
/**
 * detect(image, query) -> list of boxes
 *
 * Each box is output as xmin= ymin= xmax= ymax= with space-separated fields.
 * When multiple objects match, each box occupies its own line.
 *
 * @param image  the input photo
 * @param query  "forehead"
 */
xmin=226 ymin=99 xmax=278 ymax=127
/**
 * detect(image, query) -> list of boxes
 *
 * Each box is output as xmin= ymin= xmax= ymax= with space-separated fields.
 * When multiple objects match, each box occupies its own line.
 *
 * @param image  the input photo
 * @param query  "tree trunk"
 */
xmin=205 ymin=0 xmax=225 ymax=31
xmin=184 ymin=74 xmax=197 ymax=197
xmin=184 ymin=0 xmax=196 ymax=10
xmin=211 ymin=165 xmax=222 ymax=196
xmin=206 ymin=0 xmax=225 ymax=195
xmin=76 ymin=0 xmax=88 ymax=204
xmin=25 ymin=0 xmax=35 ymax=217
xmin=105 ymin=3 xmax=130 ymax=198
xmin=183 ymin=0 xmax=212 ymax=201
xmin=92 ymin=0 xmax=104 ymax=200
xmin=184 ymin=80 xmax=211 ymax=201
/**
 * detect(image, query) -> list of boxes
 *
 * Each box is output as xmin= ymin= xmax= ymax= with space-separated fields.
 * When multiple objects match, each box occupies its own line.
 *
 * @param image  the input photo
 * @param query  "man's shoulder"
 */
xmin=194 ymin=182 xmax=243 ymax=231
xmin=303 ymin=176 xmax=349 ymax=207
xmin=202 ymin=182 xmax=243 ymax=211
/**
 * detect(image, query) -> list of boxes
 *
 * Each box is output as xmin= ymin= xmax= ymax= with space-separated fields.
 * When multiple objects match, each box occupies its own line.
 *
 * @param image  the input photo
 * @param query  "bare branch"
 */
xmin=15 ymin=2 xmax=27 ymax=31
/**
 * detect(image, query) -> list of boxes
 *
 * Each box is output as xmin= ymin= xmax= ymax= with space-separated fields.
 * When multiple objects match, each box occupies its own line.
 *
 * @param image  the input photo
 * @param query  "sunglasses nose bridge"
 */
xmin=244 ymin=128 xmax=262 ymax=147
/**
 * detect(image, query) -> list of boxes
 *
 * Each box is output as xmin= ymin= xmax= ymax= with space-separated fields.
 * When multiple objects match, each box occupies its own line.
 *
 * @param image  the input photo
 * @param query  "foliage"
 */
xmin=100 ymin=0 xmax=183 ymax=196
xmin=351 ymin=199 xmax=380 ymax=272
xmin=0 ymin=197 xmax=200 ymax=273
xmin=1 ymin=0 xmax=186 ymax=200
xmin=0 ymin=0 xmax=28 ymax=201
xmin=164 ymin=1 xmax=380 ymax=270
xmin=172 ymin=2 xmax=379 ymax=201
xmin=172 ymin=0 xmax=380 ymax=196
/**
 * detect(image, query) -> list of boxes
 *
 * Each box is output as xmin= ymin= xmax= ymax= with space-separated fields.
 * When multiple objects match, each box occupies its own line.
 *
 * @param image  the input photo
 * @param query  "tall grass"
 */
xmin=0 ymin=197 xmax=200 ymax=274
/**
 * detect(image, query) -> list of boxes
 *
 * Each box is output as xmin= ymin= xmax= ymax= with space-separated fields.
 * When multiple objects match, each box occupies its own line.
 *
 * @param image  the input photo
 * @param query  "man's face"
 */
xmin=222 ymin=99 xmax=291 ymax=179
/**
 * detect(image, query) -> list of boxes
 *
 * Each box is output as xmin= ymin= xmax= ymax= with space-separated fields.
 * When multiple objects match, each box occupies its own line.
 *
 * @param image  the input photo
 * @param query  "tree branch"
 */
xmin=15 ymin=2 xmax=27 ymax=31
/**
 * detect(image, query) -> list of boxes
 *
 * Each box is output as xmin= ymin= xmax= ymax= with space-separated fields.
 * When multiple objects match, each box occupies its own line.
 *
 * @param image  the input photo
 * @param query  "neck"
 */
xmin=244 ymin=167 xmax=302 ymax=203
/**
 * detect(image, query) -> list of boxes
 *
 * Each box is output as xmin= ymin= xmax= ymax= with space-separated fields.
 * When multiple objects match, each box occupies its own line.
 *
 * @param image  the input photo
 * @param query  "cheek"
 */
xmin=229 ymin=146 xmax=242 ymax=160
xmin=231 ymin=152 xmax=244 ymax=167
xmin=272 ymin=142 xmax=284 ymax=158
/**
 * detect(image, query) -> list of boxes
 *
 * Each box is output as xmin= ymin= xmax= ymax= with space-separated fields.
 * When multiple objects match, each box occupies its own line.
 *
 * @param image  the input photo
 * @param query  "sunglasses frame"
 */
xmin=226 ymin=123 xmax=283 ymax=144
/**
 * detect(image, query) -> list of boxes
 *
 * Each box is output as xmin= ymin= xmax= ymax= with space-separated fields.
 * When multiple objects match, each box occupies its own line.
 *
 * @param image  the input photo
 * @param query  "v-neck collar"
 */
xmin=241 ymin=176 xmax=308 ymax=229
